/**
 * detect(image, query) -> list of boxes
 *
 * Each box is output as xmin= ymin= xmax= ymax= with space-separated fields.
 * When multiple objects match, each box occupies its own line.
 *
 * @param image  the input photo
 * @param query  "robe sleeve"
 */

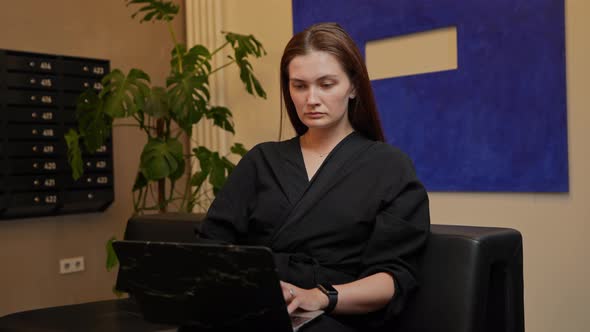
xmin=358 ymin=151 xmax=430 ymax=322
xmin=198 ymin=146 xmax=259 ymax=244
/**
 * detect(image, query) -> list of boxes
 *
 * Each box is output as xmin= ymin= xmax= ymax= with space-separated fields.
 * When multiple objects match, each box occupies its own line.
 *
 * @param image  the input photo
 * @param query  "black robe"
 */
xmin=200 ymin=132 xmax=430 ymax=331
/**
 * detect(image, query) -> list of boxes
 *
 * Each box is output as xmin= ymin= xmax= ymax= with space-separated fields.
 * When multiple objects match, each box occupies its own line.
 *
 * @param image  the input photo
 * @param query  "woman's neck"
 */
xmin=301 ymin=125 xmax=354 ymax=152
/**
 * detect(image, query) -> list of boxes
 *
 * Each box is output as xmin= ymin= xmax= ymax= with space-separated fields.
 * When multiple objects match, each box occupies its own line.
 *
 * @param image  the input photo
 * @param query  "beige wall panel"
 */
xmin=220 ymin=0 xmax=589 ymax=331
xmin=366 ymin=26 xmax=458 ymax=80
xmin=0 ymin=0 xmax=185 ymax=315
xmin=221 ymin=0 xmax=294 ymax=150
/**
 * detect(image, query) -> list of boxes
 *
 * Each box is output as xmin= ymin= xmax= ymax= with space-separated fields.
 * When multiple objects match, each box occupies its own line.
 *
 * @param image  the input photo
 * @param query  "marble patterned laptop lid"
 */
xmin=113 ymin=241 xmax=296 ymax=331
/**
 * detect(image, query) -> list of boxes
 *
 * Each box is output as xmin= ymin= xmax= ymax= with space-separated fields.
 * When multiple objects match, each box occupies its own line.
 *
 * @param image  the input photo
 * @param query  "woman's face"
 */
xmin=288 ymin=50 xmax=355 ymax=133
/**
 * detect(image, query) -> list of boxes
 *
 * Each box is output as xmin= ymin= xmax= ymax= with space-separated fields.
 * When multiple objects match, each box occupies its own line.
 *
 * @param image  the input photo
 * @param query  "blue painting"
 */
xmin=292 ymin=0 xmax=568 ymax=192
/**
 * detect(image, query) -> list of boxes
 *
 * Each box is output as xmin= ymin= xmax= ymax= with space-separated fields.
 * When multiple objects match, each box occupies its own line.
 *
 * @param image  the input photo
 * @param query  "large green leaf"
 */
xmin=100 ymin=69 xmax=151 ymax=118
xmin=132 ymin=171 xmax=148 ymax=191
xmin=126 ymin=0 xmax=179 ymax=22
xmin=168 ymin=155 xmax=186 ymax=181
xmin=193 ymin=146 xmax=213 ymax=173
xmin=224 ymin=32 xmax=266 ymax=57
xmin=230 ymin=142 xmax=248 ymax=157
xmin=190 ymin=170 xmax=209 ymax=189
xmin=64 ymin=129 xmax=84 ymax=180
xmin=171 ymin=44 xmax=212 ymax=75
xmin=224 ymin=32 xmax=267 ymax=99
xmin=106 ymin=236 xmax=118 ymax=272
xmin=143 ymin=86 xmax=169 ymax=119
xmin=209 ymin=152 xmax=226 ymax=191
xmin=75 ymin=90 xmax=113 ymax=152
xmin=192 ymin=146 xmax=214 ymax=189
xmin=166 ymin=71 xmax=209 ymax=133
xmin=140 ymin=137 xmax=184 ymax=181
xmin=220 ymin=156 xmax=235 ymax=174
xmin=191 ymin=145 xmax=238 ymax=195
xmin=206 ymin=106 xmax=234 ymax=134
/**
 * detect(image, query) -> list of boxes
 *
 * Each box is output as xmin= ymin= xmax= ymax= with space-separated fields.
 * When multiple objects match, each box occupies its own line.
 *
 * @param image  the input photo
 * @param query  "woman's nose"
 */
xmin=306 ymin=86 xmax=320 ymax=105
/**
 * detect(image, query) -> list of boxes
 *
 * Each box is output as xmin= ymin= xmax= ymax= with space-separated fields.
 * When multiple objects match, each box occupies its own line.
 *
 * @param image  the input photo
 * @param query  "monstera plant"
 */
xmin=64 ymin=0 xmax=266 ymax=272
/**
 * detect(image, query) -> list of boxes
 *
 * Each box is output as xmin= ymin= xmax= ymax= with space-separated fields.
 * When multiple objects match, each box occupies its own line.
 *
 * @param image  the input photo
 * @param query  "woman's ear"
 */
xmin=349 ymin=87 xmax=356 ymax=99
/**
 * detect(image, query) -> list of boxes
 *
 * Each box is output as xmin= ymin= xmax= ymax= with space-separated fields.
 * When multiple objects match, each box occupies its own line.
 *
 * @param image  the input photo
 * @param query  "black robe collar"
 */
xmin=263 ymin=132 xmax=377 ymax=247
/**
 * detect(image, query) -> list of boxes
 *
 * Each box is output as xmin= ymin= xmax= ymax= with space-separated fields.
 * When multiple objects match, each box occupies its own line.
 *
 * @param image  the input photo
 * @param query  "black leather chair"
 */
xmin=123 ymin=213 xmax=525 ymax=332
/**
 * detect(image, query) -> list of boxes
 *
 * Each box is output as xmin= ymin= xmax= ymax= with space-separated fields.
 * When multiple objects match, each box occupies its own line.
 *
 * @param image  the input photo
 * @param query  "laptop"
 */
xmin=113 ymin=240 xmax=323 ymax=331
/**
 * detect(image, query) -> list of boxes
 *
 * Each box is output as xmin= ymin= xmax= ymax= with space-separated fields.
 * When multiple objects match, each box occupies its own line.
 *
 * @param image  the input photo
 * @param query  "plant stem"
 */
xmin=166 ymin=119 xmax=172 ymax=139
xmin=168 ymin=179 xmax=176 ymax=202
xmin=209 ymin=60 xmax=235 ymax=76
xmin=135 ymin=186 xmax=146 ymax=213
xmin=132 ymin=189 xmax=139 ymax=212
xmin=180 ymin=155 xmax=192 ymax=212
xmin=167 ymin=21 xmax=183 ymax=73
xmin=210 ymin=41 xmax=230 ymax=57
xmin=132 ymin=114 xmax=152 ymax=137
xmin=141 ymin=185 xmax=149 ymax=212
xmin=156 ymin=119 xmax=167 ymax=212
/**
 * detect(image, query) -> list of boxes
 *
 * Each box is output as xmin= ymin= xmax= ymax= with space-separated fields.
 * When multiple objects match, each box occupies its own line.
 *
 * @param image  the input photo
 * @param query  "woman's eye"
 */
xmin=321 ymin=83 xmax=334 ymax=88
xmin=292 ymin=84 xmax=305 ymax=90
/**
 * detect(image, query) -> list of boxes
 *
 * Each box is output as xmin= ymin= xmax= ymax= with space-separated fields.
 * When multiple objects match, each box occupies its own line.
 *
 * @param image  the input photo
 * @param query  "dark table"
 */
xmin=0 ymin=299 xmax=176 ymax=332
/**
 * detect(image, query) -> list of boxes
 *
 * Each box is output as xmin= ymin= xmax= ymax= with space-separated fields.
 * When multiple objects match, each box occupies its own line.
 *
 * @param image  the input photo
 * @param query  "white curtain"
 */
xmin=185 ymin=0 xmax=229 ymax=211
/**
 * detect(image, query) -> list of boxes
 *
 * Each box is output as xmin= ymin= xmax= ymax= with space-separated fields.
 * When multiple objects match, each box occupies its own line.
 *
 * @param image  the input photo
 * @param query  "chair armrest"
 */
xmin=391 ymin=224 xmax=524 ymax=332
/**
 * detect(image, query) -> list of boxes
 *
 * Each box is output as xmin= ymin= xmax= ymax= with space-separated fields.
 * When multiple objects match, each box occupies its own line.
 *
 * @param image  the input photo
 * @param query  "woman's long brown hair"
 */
xmin=279 ymin=22 xmax=385 ymax=142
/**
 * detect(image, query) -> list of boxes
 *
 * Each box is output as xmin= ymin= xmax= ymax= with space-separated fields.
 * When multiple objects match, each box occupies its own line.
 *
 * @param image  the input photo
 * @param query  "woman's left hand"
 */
xmin=280 ymin=281 xmax=329 ymax=314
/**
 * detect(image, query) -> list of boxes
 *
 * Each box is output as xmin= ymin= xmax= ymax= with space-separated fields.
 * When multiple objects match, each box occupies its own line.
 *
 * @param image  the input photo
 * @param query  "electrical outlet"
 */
xmin=59 ymin=256 xmax=85 ymax=274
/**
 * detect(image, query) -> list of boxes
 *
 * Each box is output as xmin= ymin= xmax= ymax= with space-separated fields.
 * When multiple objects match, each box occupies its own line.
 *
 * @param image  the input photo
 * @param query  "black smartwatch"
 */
xmin=317 ymin=283 xmax=338 ymax=313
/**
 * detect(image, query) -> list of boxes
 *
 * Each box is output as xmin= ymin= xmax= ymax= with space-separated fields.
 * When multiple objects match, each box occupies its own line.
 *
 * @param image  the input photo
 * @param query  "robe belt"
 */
xmin=272 ymin=252 xmax=356 ymax=289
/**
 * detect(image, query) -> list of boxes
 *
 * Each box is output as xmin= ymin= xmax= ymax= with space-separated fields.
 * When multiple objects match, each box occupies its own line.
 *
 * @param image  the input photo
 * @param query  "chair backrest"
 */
xmin=116 ymin=213 xmax=203 ymax=288
xmin=122 ymin=212 xmax=204 ymax=242
xmin=391 ymin=224 xmax=524 ymax=332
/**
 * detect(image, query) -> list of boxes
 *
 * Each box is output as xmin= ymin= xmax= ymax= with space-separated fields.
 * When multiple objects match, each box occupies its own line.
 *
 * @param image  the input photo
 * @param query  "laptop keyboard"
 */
xmin=291 ymin=314 xmax=312 ymax=327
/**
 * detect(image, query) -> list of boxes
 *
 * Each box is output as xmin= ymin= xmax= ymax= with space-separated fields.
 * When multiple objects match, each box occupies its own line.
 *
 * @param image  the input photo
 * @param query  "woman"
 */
xmin=200 ymin=22 xmax=430 ymax=331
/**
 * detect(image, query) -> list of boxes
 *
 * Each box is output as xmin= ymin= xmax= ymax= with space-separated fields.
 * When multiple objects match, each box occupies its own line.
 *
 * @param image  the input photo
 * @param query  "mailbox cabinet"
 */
xmin=0 ymin=49 xmax=114 ymax=219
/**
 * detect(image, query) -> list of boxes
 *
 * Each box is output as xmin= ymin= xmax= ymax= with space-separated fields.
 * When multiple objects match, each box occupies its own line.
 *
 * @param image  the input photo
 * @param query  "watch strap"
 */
xmin=317 ymin=284 xmax=338 ymax=313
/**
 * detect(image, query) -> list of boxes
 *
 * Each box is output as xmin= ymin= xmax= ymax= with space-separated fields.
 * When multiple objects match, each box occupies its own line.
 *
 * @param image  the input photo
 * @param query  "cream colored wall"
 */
xmin=221 ymin=0 xmax=295 ymax=148
xmin=0 ymin=0 xmax=185 ymax=316
xmin=220 ymin=0 xmax=589 ymax=331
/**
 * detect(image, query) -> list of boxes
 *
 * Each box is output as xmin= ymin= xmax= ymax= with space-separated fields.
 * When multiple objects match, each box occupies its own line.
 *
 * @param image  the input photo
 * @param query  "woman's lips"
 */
xmin=305 ymin=112 xmax=324 ymax=118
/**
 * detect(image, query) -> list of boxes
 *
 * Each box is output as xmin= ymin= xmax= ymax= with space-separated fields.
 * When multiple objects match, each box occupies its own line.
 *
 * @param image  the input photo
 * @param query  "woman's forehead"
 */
xmin=288 ymin=50 xmax=347 ymax=80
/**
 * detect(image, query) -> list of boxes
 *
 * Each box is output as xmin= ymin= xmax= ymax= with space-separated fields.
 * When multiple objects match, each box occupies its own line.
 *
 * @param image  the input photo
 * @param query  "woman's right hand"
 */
xmin=280 ymin=281 xmax=329 ymax=314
